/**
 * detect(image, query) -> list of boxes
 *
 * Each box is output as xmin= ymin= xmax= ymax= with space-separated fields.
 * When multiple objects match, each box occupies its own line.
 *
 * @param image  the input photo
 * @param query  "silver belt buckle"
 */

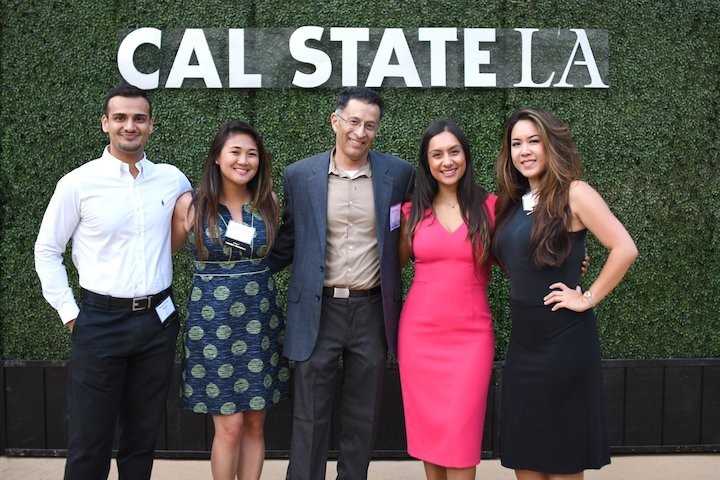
xmin=333 ymin=287 xmax=350 ymax=299
xmin=132 ymin=296 xmax=151 ymax=311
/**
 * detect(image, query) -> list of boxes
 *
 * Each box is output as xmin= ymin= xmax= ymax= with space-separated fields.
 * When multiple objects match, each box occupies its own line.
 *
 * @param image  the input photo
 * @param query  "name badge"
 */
xmin=522 ymin=191 xmax=538 ymax=215
xmin=155 ymin=296 xmax=176 ymax=325
xmin=389 ymin=203 xmax=401 ymax=231
xmin=225 ymin=220 xmax=255 ymax=254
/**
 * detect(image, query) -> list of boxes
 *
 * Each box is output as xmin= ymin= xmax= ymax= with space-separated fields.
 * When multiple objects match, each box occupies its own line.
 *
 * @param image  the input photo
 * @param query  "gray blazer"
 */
xmin=269 ymin=149 xmax=415 ymax=361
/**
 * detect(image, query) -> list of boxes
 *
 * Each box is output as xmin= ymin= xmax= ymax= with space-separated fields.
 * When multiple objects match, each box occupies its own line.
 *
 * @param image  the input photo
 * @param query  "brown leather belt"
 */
xmin=322 ymin=286 xmax=381 ymax=299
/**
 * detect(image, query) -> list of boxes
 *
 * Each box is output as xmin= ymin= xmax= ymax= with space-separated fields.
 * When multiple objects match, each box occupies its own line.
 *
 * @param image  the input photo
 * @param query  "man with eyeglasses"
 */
xmin=270 ymin=86 xmax=415 ymax=480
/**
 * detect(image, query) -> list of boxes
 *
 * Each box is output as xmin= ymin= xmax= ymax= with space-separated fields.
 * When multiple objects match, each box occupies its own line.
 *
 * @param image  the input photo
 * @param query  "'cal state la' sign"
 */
xmin=117 ymin=27 xmax=609 ymax=89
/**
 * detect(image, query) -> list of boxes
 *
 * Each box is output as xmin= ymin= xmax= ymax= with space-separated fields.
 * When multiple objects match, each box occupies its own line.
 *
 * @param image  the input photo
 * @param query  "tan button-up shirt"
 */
xmin=324 ymin=155 xmax=380 ymax=290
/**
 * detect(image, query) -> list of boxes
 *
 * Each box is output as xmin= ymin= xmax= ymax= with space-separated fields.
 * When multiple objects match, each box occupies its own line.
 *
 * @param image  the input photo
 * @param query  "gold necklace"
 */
xmin=434 ymin=200 xmax=458 ymax=209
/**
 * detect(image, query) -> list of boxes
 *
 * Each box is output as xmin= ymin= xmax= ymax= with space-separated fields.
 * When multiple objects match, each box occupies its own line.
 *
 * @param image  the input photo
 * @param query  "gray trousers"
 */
xmin=287 ymin=293 xmax=387 ymax=480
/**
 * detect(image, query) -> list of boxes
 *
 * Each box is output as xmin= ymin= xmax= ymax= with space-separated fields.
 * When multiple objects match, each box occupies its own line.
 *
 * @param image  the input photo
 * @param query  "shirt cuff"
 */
xmin=59 ymin=303 xmax=80 ymax=325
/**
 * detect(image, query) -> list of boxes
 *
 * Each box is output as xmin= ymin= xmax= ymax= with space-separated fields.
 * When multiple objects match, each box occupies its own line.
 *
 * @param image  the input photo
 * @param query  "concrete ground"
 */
xmin=1 ymin=455 xmax=719 ymax=479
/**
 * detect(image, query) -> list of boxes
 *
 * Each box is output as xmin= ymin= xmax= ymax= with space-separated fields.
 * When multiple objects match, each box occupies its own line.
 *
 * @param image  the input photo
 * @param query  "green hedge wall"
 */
xmin=1 ymin=0 xmax=718 ymax=360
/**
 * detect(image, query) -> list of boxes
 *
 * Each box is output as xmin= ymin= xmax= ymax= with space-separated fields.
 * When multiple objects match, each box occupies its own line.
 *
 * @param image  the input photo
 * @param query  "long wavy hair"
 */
xmin=192 ymin=120 xmax=279 ymax=260
xmin=493 ymin=107 xmax=583 ymax=268
xmin=405 ymin=119 xmax=493 ymax=272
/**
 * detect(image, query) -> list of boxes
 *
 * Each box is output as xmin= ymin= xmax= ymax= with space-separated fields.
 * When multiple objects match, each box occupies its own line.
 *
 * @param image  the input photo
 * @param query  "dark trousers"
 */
xmin=287 ymin=294 xmax=387 ymax=480
xmin=64 ymin=297 xmax=179 ymax=480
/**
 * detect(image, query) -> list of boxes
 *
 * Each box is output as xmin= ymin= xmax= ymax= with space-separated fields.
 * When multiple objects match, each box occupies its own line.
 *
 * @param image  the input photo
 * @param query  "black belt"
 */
xmin=322 ymin=286 xmax=381 ymax=299
xmin=81 ymin=287 xmax=172 ymax=312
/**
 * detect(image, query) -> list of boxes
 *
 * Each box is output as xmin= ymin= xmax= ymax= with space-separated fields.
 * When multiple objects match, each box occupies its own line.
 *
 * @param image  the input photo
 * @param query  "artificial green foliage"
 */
xmin=1 ymin=0 xmax=718 ymax=359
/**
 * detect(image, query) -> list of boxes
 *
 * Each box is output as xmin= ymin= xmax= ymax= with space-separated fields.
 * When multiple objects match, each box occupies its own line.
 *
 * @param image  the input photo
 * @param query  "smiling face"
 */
xmin=510 ymin=119 xmax=547 ymax=190
xmin=427 ymin=130 xmax=467 ymax=188
xmin=101 ymin=95 xmax=154 ymax=164
xmin=330 ymin=98 xmax=381 ymax=169
xmin=215 ymin=132 xmax=259 ymax=188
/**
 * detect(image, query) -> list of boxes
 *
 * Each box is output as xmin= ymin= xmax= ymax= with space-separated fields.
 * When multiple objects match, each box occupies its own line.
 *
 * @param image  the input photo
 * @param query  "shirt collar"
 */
xmin=101 ymin=146 xmax=149 ymax=178
xmin=328 ymin=148 xmax=373 ymax=179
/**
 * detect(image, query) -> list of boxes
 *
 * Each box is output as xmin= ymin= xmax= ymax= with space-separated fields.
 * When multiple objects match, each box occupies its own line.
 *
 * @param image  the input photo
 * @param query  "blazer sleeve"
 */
xmin=267 ymin=167 xmax=295 ymax=273
xmin=404 ymin=165 xmax=416 ymax=201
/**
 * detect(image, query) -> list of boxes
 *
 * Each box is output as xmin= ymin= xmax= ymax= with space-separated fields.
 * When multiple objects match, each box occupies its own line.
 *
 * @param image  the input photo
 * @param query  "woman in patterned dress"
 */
xmin=172 ymin=120 xmax=289 ymax=480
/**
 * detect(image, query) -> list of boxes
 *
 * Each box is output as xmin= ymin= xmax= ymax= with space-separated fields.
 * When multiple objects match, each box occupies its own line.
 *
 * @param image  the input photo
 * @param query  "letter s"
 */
xmin=289 ymin=26 xmax=331 ymax=88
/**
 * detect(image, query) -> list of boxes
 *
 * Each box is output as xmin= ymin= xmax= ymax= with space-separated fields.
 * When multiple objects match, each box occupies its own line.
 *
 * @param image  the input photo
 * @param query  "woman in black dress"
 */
xmin=492 ymin=107 xmax=637 ymax=480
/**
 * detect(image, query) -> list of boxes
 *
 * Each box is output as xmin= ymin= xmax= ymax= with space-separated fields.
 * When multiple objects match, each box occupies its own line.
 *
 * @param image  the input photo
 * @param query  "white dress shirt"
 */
xmin=34 ymin=147 xmax=191 ymax=324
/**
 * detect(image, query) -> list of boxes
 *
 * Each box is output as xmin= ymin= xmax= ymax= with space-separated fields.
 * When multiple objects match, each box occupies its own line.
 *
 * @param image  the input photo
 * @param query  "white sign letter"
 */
xmin=418 ymin=28 xmax=457 ymax=87
xmin=330 ymin=28 xmax=369 ymax=86
xmin=117 ymin=28 xmax=161 ymax=89
xmin=289 ymin=26 xmax=332 ymax=88
xmin=464 ymin=29 xmax=496 ymax=87
xmin=228 ymin=29 xmax=262 ymax=88
xmin=366 ymin=28 xmax=422 ymax=87
xmin=513 ymin=28 xmax=554 ymax=88
xmin=554 ymin=29 xmax=609 ymax=88
xmin=165 ymin=29 xmax=222 ymax=88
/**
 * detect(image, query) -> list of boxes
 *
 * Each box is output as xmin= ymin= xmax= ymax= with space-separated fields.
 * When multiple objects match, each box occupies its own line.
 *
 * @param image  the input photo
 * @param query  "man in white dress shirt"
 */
xmin=34 ymin=85 xmax=191 ymax=480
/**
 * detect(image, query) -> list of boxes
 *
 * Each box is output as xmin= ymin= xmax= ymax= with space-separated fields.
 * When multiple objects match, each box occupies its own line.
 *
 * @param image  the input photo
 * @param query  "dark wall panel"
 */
xmin=5 ymin=365 xmax=46 ymax=449
xmin=603 ymin=366 xmax=626 ymax=446
xmin=0 ymin=366 xmax=6 ymax=453
xmin=624 ymin=366 xmax=664 ymax=446
xmin=264 ymin=399 xmax=293 ymax=455
xmin=701 ymin=366 xmax=720 ymax=444
xmin=663 ymin=366 xmax=702 ymax=445
xmin=2 ymin=360 xmax=720 ymax=457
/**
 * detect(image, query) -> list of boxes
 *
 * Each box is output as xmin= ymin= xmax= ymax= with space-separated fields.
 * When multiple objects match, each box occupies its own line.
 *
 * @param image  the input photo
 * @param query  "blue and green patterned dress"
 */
xmin=181 ymin=203 xmax=290 ymax=415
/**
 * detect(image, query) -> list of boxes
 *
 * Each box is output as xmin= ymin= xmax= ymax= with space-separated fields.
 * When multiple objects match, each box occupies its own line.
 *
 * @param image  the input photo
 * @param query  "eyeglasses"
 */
xmin=335 ymin=112 xmax=379 ymax=133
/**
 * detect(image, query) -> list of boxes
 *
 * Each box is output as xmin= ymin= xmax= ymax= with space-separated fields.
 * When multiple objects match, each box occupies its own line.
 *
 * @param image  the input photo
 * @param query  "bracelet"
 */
xmin=582 ymin=289 xmax=595 ymax=307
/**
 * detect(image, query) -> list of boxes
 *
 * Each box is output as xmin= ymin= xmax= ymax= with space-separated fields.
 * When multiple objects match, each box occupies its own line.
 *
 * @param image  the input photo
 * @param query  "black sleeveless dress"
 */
xmin=496 ymin=204 xmax=610 ymax=473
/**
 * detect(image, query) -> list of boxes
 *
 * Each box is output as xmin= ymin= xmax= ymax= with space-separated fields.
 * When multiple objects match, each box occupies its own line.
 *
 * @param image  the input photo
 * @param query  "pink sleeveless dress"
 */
xmin=398 ymin=197 xmax=496 ymax=467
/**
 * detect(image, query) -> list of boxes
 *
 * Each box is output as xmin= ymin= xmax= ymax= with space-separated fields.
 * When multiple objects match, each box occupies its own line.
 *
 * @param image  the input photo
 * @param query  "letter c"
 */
xmin=117 ymin=28 xmax=161 ymax=89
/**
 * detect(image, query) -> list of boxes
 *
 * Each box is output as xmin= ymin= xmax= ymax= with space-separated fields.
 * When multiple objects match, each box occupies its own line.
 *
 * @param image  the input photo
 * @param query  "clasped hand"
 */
xmin=543 ymin=283 xmax=592 ymax=312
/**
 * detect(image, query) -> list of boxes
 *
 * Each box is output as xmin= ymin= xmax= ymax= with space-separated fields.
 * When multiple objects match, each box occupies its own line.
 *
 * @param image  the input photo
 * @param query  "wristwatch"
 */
xmin=582 ymin=290 xmax=595 ymax=307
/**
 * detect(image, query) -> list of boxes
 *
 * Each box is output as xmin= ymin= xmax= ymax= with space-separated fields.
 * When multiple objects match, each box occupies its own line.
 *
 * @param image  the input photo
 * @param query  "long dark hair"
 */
xmin=192 ymin=120 xmax=279 ymax=259
xmin=405 ymin=119 xmax=493 ymax=272
xmin=493 ymin=107 xmax=582 ymax=268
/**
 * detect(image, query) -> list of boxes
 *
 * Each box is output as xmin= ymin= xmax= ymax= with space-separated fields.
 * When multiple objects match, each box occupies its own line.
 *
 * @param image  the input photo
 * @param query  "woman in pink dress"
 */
xmin=398 ymin=119 xmax=496 ymax=480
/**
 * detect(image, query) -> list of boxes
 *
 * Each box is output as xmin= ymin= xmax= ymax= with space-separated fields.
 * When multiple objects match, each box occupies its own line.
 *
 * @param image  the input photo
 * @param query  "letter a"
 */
xmin=554 ymin=29 xmax=608 ymax=88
